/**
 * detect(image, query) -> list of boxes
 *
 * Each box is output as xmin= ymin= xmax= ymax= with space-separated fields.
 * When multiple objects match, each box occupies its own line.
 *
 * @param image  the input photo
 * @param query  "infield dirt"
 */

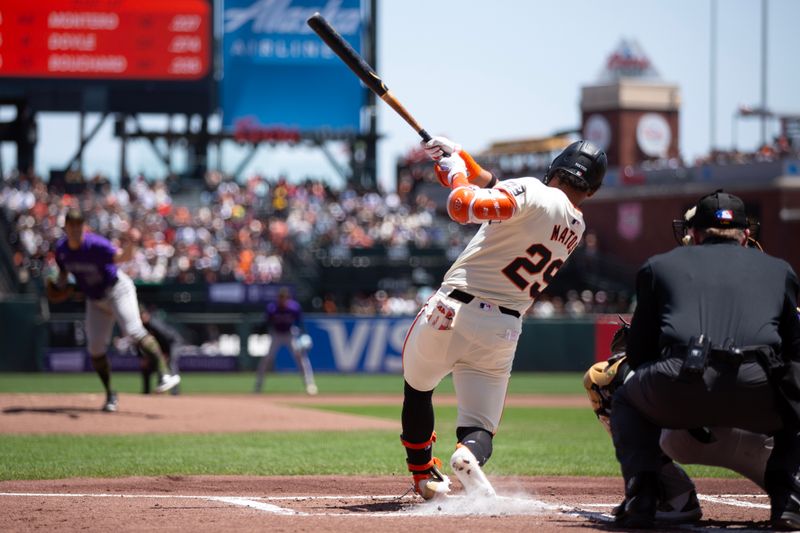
xmin=0 ymin=393 xmax=771 ymax=531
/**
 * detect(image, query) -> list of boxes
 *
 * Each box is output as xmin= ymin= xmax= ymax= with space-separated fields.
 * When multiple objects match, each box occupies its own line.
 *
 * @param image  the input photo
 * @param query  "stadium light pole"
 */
xmin=760 ymin=0 xmax=768 ymax=147
xmin=365 ymin=0 xmax=378 ymax=190
xmin=709 ymin=0 xmax=717 ymax=151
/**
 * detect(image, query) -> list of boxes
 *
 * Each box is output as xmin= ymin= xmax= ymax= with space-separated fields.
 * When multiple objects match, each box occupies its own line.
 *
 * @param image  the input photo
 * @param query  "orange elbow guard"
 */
xmin=447 ymin=186 xmax=476 ymax=224
xmin=447 ymin=186 xmax=517 ymax=224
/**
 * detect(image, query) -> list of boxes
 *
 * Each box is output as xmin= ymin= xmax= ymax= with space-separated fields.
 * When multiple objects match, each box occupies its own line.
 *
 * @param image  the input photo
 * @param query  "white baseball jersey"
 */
xmin=403 ymin=177 xmax=587 ymax=432
xmin=443 ymin=177 xmax=586 ymax=313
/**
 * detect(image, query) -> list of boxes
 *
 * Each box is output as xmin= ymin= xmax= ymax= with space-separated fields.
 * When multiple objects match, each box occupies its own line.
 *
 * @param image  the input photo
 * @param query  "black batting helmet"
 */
xmin=544 ymin=140 xmax=607 ymax=192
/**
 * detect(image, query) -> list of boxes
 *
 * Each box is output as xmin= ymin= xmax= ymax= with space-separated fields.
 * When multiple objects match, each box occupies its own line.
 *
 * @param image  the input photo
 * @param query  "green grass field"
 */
xmin=0 ymin=372 xmax=586 ymax=395
xmin=0 ymin=372 xmax=735 ymax=481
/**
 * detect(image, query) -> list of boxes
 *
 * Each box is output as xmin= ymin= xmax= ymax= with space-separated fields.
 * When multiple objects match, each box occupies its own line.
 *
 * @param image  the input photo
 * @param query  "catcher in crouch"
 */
xmin=584 ymin=206 xmax=775 ymax=524
xmin=48 ymin=208 xmax=180 ymax=411
xmin=585 ymin=320 xmax=773 ymax=524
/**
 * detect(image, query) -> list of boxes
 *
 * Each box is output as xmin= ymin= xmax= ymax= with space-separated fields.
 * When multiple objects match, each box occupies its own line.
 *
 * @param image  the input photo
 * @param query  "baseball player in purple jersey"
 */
xmin=253 ymin=288 xmax=318 ymax=395
xmin=400 ymin=137 xmax=607 ymax=500
xmin=52 ymin=209 xmax=180 ymax=411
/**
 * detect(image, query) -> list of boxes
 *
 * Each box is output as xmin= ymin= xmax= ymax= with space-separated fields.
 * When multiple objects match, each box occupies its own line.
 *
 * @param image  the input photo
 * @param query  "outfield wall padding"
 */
xmin=0 ymin=299 xmax=45 ymax=371
xmin=38 ymin=312 xmax=618 ymax=373
xmin=512 ymin=318 xmax=596 ymax=372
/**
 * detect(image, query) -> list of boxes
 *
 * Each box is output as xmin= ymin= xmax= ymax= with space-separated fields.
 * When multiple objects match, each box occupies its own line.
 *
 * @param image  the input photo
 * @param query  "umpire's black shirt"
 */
xmin=627 ymin=238 xmax=800 ymax=388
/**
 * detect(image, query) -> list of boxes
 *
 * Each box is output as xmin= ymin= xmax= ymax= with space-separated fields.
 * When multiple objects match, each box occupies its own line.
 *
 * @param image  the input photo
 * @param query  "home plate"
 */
xmin=396 ymin=494 xmax=557 ymax=516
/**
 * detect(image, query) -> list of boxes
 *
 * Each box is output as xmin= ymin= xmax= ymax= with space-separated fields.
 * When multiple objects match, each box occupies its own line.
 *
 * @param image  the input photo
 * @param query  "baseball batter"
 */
xmin=401 ymin=137 xmax=607 ymax=499
xmin=50 ymin=209 xmax=180 ymax=411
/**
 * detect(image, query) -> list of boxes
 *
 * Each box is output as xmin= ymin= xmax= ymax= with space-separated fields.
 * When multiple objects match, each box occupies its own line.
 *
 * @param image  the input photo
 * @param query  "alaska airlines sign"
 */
xmin=221 ymin=0 xmax=363 ymax=129
xmin=223 ymin=0 xmax=360 ymax=63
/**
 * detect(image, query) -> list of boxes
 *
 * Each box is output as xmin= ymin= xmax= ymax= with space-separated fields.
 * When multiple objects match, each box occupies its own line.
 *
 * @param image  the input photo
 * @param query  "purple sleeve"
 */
xmin=96 ymin=237 xmax=117 ymax=263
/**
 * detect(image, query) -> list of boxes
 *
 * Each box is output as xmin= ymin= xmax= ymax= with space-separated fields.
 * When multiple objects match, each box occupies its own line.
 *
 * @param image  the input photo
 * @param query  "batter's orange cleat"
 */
xmin=408 ymin=457 xmax=451 ymax=500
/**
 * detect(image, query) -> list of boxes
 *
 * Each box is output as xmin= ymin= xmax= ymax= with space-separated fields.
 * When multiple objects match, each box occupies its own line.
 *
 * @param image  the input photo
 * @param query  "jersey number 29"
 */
xmin=501 ymin=243 xmax=563 ymax=300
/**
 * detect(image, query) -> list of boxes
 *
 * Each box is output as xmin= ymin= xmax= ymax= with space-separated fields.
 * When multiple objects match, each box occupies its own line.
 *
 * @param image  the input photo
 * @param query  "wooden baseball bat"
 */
xmin=307 ymin=12 xmax=434 ymax=144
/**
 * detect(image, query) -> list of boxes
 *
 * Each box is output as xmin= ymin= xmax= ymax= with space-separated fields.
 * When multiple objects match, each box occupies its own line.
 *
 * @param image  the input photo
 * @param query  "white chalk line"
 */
xmin=207 ymin=497 xmax=307 ymax=515
xmin=0 ymin=492 xmax=409 ymax=501
xmin=0 ymin=491 xmax=769 ymax=517
xmin=698 ymin=494 xmax=770 ymax=509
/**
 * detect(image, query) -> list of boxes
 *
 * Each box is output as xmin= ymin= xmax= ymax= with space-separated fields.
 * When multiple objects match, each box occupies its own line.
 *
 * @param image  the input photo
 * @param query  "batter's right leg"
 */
xmin=401 ymin=381 xmax=450 ymax=499
xmin=400 ymin=300 xmax=460 ymax=499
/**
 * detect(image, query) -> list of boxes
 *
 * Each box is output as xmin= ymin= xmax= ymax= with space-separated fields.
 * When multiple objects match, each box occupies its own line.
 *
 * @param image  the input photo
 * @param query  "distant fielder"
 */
xmin=48 ymin=209 xmax=180 ymax=411
xmin=400 ymin=137 xmax=606 ymax=499
xmin=253 ymin=288 xmax=318 ymax=396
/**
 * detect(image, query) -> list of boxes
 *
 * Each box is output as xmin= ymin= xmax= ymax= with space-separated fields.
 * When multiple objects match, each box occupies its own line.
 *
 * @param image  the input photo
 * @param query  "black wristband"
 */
xmin=484 ymin=174 xmax=498 ymax=188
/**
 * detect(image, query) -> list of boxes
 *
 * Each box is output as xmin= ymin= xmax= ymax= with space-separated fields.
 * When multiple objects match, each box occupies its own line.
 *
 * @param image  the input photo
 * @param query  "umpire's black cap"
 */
xmin=692 ymin=190 xmax=748 ymax=229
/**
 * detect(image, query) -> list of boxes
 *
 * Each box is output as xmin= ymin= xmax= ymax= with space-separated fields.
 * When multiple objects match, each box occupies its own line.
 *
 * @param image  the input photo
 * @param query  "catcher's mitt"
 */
xmin=583 ymin=317 xmax=633 ymax=433
xmin=45 ymin=279 xmax=75 ymax=304
xmin=583 ymin=355 xmax=630 ymax=433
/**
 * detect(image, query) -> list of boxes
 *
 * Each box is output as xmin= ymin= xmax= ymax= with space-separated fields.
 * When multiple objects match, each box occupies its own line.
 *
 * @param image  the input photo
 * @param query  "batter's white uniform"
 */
xmin=403 ymin=178 xmax=586 ymax=432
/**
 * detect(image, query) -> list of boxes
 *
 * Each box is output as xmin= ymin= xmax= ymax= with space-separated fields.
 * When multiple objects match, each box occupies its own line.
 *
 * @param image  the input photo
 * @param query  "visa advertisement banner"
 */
xmin=272 ymin=315 xmax=412 ymax=373
xmin=222 ymin=0 xmax=365 ymax=130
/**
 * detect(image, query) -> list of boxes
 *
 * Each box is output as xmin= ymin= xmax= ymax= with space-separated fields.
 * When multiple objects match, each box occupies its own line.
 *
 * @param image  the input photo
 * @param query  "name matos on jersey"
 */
xmin=550 ymin=224 xmax=580 ymax=254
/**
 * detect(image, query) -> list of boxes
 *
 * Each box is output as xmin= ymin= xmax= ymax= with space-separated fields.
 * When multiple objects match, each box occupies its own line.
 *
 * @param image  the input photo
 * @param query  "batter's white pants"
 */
xmin=86 ymin=271 xmax=148 ymax=357
xmin=403 ymin=286 xmax=523 ymax=433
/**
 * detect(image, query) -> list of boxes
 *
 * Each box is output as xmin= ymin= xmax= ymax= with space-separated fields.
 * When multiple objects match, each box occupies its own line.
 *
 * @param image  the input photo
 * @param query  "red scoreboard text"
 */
xmin=0 ymin=0 xmax=211 ymax=81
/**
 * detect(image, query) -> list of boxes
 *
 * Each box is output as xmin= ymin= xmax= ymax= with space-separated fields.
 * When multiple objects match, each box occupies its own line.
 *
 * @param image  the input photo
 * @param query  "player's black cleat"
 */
xmin=769 ymin=472 xmax=800 ymax=531
xmin=615 ymin=472 xmax=658 ymax=529
xmin=654 ymin=489 xmax=702 ymax=523
xmin=102 ymin=391 xmax=118 ymax=412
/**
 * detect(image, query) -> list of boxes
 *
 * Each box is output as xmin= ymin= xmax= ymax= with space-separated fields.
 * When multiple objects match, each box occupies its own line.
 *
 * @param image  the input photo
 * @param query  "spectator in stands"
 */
xmin=2 ymin=168 xmax=636 ymax=318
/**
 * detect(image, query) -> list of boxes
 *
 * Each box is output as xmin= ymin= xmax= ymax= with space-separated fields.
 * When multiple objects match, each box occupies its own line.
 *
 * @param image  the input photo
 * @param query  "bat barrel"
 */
xmin=308 ymin=13 xmax=433 ymax=146
xmin=307 ymin=13 xmax=388 ymax=97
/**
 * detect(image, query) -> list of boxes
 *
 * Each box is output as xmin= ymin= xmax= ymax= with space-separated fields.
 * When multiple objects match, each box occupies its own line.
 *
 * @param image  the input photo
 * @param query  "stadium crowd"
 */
xmin=1 ymin=168 xmax=631 ymax=317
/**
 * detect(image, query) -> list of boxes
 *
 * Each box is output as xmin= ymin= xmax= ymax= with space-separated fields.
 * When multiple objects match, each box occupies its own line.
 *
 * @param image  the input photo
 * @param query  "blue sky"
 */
xmin=3 ymin=0 xmax=799 ymax=190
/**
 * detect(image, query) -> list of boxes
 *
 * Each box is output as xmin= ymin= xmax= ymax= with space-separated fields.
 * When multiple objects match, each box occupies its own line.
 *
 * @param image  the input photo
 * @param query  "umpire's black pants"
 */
xmin=610 ymin=356 xmax=797 ymax=482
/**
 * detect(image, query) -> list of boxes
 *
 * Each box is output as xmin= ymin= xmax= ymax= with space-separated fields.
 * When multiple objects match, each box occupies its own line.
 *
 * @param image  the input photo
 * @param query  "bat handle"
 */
xmin=418 ymin=129 xmax=452 ymax=157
